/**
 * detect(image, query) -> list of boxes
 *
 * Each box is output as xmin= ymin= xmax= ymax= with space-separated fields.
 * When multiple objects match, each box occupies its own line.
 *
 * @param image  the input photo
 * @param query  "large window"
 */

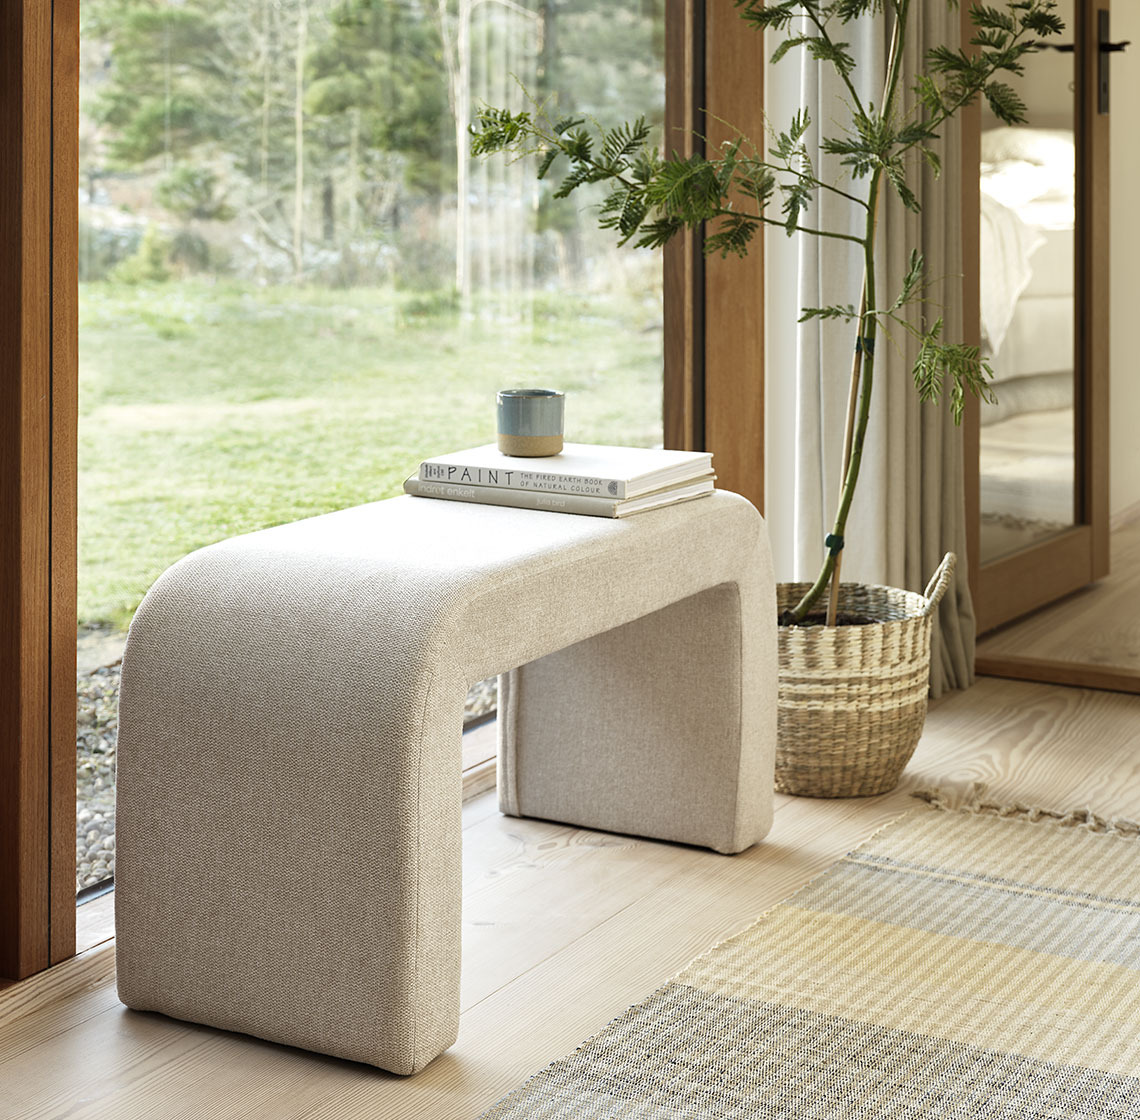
xmin=76 ymin=0 xmax=666 ymax=892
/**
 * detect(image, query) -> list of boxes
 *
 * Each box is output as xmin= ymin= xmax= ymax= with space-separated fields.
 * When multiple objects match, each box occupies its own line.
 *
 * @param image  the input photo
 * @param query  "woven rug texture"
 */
xmin=480 ymin=791 xmax=1140 ymax=1119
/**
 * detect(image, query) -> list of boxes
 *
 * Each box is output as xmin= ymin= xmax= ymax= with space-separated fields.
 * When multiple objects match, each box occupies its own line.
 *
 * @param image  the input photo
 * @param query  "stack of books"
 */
xmin=405 ymin=443 xmax=715 ymax=519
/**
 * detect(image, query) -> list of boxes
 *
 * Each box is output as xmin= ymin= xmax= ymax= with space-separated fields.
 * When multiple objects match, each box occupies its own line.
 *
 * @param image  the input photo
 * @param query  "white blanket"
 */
xmin=979 ymin=192 xmax=1044 ymax=359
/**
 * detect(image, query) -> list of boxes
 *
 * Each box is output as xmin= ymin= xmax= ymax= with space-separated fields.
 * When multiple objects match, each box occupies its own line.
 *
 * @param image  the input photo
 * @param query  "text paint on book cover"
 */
xmin=418 ymin=443 xmax=713 ymax=500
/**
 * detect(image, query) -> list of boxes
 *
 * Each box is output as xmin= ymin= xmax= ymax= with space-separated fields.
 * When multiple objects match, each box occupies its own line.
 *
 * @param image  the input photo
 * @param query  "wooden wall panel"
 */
xmin=703 ymin=0 xmax=765 ymax=512
xmin=663 ymin=0 xmax=765 ymax=512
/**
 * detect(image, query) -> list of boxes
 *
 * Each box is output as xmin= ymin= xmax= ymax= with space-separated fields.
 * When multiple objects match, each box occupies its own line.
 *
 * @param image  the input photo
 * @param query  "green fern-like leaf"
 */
xmin=920 ymin=147 xmax=942 ymax=178
xmin=644 ymin=155 xmax=724 ymax=221
xmin=884 ymin=161 xmax=920 ymax=212
xmin=971 ymin=28 xmax=1011 ymax=50
xmin=827 ymin=0 xmax=887 ymax=22
xmin=798 ymin=303 xmax=860 ymax=323
xmin=562 ymin=128 xmax=593 ymax=163
xmin=601 ymin=117 xmax=651 ymax=166
xmin=887 ymin=250 xmax=926 ymax=312
xmin=536 ymin=147 xmax=560 ymax=180
xmin=735 ymin=159 xmax=777 ymax=206
xmin=633 ymin=217 xmax=686 ymax=250
xmin=913 ymin=318 xmax=997 ymax=424
xmin=914 ymin=74 xmax=945 ymax=116
xmin=734 ymin=0 xmax=798 ymax=31
xmin=971 ymin=4 xmax=1016 ymax=33
xmin=771 ymin=34 xmax=814 ymax=66
xmin=820 ymin=136 xmax=877 ymax=178
xmin=781 ymin=178 xmax=814 ymax=234
xmin=983 ymin=80 xmax=1028 ymax=125
xmin=895 ymin=122 xmax=935 ymax=146
xmin=469 ymin=108 xmax=531 ymax=156
xmin=926 ymin=44 xmax=970 ymax=76
xmin=705 ymin=214 xmax=760 ymax=259
xmin=1021 ymin=9 xmax=1064 ymax=36
xmin=805 ymin=35 xmax=856 ymax=76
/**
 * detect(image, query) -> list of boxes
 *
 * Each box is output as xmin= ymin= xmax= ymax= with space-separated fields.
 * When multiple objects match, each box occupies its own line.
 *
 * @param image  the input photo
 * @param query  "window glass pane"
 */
xmin=77 ymin=0 xmax=666 ymax=892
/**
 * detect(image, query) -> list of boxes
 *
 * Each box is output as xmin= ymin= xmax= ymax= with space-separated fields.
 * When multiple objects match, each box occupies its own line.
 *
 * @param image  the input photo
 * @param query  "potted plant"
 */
xmin=471 ymin=0 xmax=1062 ymax=796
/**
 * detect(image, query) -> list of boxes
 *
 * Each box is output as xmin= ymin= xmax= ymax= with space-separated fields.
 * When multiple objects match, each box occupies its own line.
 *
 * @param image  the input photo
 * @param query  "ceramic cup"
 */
xmin=496 ymin=388 xmax=565 ymax=457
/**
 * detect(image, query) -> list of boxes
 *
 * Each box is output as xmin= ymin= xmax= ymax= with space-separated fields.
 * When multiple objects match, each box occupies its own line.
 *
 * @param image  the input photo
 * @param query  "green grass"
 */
xmin=79 ymin=280 xmax=663 ymax=627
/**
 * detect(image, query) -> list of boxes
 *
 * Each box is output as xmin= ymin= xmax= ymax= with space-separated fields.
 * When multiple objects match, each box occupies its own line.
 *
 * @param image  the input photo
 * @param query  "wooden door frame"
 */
xmin=0 ymin=0 xmax=79 ymax=982
xmin=966 ymin=0 xmax=1110 ymax=645
xmin=665 ymin=0 xmax=765 ymax=512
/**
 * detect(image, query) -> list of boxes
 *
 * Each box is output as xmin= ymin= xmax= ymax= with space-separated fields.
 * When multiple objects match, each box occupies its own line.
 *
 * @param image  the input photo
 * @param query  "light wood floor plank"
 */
xmin=4 ymin=677 xmax=1140 ymax=1119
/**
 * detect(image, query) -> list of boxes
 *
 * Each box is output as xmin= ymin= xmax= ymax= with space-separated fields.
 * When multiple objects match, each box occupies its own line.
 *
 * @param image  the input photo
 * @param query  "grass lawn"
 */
xmin=79 ymin=279 xmax=663 ymax=628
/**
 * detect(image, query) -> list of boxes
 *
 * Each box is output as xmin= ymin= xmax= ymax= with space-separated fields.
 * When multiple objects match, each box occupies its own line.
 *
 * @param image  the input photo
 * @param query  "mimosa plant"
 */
xmin=471 ymin=0 xmax=1062 ymax=625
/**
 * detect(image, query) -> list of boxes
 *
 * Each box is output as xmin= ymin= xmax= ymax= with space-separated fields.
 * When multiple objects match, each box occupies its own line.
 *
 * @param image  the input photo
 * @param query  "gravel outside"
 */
xmin=77 ymin=661 xmax=119 ymax=891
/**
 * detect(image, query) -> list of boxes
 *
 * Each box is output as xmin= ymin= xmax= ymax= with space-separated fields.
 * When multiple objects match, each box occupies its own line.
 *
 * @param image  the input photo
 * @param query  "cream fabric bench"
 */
xmin=114 ymin=490 xmax=776 ymax=1074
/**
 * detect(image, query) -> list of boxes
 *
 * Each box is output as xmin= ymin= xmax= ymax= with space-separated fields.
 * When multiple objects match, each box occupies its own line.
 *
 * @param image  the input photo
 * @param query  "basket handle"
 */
xmin=921 ymin=552 xmax=957 ymax=617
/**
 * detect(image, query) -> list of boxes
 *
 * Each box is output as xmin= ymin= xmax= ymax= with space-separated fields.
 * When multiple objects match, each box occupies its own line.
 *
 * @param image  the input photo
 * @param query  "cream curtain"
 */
xmin=768 ymin=3 xmax=975 ymax=696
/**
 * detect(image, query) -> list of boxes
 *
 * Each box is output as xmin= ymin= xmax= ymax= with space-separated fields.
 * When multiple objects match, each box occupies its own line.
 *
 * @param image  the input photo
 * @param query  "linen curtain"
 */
xmin=771 ymin=2 xmax=975 ymax=696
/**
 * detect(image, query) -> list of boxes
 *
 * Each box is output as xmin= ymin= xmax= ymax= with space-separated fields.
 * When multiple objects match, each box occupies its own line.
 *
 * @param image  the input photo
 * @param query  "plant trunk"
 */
xmin=787 ymin=230 xmax=879 ymax=626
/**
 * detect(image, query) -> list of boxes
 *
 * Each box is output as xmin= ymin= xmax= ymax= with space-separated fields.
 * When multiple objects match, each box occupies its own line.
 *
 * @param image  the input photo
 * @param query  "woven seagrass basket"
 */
xmin=775 ymin=552 xmax=956 ymax=798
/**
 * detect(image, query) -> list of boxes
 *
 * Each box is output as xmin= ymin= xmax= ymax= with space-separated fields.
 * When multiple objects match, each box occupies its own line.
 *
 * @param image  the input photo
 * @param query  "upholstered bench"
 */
xmin=115 ymin=490 xmax=776 ymax=1074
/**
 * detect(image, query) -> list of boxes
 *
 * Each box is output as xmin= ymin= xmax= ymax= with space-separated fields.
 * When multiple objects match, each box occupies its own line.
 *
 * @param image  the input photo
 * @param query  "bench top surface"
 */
xmin=204 ymin=490 xmax=757 ymax=585
xmin=138 ymin=486 xmax=766 ymax=710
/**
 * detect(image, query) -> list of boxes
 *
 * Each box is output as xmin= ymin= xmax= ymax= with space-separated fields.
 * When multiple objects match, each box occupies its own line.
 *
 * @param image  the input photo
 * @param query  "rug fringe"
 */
xmin=913 ymin=781 xmax=1140 ymax=838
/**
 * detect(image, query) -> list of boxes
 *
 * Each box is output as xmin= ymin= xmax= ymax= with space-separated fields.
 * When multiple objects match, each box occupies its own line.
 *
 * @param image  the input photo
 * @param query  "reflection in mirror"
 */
xmin=979 ymin=0 xmax=1076 ymax=564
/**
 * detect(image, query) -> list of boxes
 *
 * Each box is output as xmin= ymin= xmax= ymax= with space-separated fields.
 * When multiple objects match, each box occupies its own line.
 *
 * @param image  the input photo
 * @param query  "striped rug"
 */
xmin=481 ymin=790 xmax=1140 ymax=1118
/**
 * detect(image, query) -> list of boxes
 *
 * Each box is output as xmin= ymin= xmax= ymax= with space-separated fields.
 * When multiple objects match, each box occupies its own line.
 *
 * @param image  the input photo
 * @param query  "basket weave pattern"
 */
xmin=775 ymin=573 xmax=946 ymax=798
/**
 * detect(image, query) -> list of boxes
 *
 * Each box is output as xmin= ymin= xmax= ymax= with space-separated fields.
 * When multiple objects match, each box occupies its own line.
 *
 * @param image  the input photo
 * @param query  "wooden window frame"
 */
xmin=665 ymin=0 xmax=765 ymax=511
xmin=0 ymin=0 xmax=79 ymax=982
xmin=2 ymin=0 xmax=762 ymax=980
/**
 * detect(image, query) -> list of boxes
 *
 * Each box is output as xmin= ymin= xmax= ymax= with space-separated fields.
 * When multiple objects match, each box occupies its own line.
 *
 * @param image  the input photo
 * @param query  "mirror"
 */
xmin=978 ymin=0 xmax=1076 ymax=564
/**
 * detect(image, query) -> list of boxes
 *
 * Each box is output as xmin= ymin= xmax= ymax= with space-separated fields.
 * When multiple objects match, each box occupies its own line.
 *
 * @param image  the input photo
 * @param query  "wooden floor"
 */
xmin=977 ymin=520 xmax=1140 ymax=691
xmin=3 ymin=677 xmax=1140 ymax=1119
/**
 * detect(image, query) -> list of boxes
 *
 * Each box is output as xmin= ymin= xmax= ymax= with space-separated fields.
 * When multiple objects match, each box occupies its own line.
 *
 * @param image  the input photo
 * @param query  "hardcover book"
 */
xmin=404 ymin=473 xmax=716 ymax=518
xmin=417 ymin=443 xmax=713 ymax=499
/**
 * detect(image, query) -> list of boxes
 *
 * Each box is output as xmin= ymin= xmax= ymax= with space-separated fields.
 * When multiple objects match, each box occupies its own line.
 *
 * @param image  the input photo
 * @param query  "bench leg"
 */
xmin=497 ymin=582 xmax=775 ymax=854
xmin=115 ymin=581 xmax=468 ymax=1075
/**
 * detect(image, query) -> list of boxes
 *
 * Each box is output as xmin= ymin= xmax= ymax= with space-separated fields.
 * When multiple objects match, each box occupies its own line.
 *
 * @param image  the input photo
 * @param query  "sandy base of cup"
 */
xmin=497 ymin=433 xmax=564 ymax=457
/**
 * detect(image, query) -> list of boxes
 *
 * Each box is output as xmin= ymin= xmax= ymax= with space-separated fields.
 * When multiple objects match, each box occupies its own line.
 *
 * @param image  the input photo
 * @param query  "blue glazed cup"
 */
xmin=496 ymin=388 xmax=565 ymax=457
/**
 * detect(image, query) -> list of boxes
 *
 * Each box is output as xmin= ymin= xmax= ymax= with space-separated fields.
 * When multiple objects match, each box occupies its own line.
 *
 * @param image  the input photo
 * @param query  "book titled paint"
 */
xmin=418 ymin=443 xmax=713 ymax=499
xmin=404 ymin=473 xmax=715 ymax=519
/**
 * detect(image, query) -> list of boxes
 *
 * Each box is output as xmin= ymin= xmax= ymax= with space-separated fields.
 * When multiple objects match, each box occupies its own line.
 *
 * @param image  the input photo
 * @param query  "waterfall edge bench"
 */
xmin=115 ymin=490 xmax=777 ymax=1075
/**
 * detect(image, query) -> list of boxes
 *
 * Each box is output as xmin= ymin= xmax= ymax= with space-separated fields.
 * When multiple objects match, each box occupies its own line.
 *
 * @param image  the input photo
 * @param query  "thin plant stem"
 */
xmin=826 ymin=279 xmax=867 ymax=627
